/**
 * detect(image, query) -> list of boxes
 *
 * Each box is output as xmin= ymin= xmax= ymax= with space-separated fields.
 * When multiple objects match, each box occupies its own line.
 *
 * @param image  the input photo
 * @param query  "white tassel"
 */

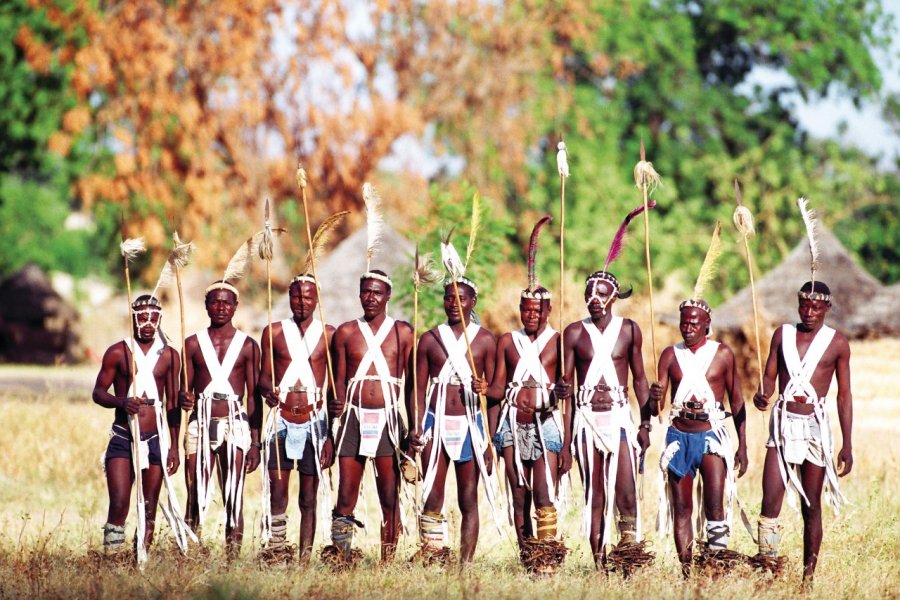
xmin=363 ymin=182 xmax=383 ymax=271
xmin=556 ymin=142 xmax=569 ymax=178
xmin=120 ymin=238 xmax=146 ymax=262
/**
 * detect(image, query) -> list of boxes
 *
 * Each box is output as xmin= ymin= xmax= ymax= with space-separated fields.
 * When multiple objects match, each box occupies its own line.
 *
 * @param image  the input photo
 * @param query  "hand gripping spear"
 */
xmin=119 ymin=215 xmax=148 ymax=568
xmin=732 ymin=181 xmax=764 ymax=393
xmin=633 ymin=139 xmax=663 ymax=423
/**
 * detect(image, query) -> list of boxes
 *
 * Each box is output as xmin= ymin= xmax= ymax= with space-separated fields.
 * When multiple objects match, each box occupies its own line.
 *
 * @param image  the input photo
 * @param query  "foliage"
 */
xmin=516 ymin=0 xmax=897 ymax=303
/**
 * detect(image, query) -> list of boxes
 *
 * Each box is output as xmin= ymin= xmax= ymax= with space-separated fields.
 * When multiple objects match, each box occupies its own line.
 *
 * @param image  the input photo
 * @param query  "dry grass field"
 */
xmin=0 ymin=338 xmax=898 ymax=599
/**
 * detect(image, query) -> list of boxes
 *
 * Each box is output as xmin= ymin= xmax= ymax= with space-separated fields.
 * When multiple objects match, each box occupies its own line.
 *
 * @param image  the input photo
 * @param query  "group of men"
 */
xmin=93 ymin=258 xmax=852 ymax=584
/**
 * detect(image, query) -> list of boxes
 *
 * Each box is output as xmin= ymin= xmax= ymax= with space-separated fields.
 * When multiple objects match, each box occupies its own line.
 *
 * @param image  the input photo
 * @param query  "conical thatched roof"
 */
xmin=845 ymin=283 xmax=900 ymax=338
xmin=268 ymin=224 xmax=413 ymax=326
xmin=713 ymin=227 xmax=883 ymax=335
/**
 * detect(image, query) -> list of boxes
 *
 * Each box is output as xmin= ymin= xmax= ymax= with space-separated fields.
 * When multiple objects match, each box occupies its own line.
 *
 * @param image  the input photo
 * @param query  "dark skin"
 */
xmin=180 ymin=288 xmax=261 ymax=558
xmin=486 ymin=297 xmax=571 ymax=548
xmin=329 ymin=277 xmax=414 ymax=562
xmin=558 ymin=280 xmax=651 ymax=565
xmin=649 ymin=306 xmax=748 ymax=570
xmin=408 ymin=283 xmax=496 ymax=563
xmin=258 ymin=280 xmax=336 ymax=563
xmin=754 ymin=296 xmax=852 ymax=582
xmin=92 ymin=307 xmax=181 ymax=548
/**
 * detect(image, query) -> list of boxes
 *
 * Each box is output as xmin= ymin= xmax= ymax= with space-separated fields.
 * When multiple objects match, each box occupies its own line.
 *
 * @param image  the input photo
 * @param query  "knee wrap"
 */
xmin=331 ymin=514 xmax=358 ymax=556
xmin=535 ymin=506 xmax=558 ymax=540
xmin=758 ymin=516 xmax=781 ymax=557
xmin=618 ymin=516 xmax=637 ymax=544
xmin=706 ymin=519 xmax=730 ymax=550
xmin=269 ymin=513 xmax=288 ymax=548
xmin=103 ymin=523 xmax=126 ymax=554
xmin=418 ymin=511 xmax=445 ymax=547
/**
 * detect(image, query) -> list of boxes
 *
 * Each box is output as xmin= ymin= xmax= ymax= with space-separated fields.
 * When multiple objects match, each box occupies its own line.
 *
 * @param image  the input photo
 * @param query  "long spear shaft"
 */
xmin=733 ymin=181 xmax=764 ymax=387
xmin=637 ymin=139 xmax=661 ymax=424
xmin=263 ymin=200 xmax=282 ymax=478
xmin=119 ymin=219 xmax=146 ymax=567
xmin=412 ymin=266 xmax=421 ymax=511
xmin=297 ymin=168 xmax=337 ymax=423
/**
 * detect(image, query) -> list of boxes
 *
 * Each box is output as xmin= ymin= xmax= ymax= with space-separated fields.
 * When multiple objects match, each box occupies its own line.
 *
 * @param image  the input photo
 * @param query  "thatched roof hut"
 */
xmin=845 ymin=283 xmax=900 ymax=339
xmin=267 ymin=224 xmax=413 ymax=326
xmin=712 ymin=227 xmax=883 ymax=335
xmin=0 ymin=264 xmax=82 ymax=364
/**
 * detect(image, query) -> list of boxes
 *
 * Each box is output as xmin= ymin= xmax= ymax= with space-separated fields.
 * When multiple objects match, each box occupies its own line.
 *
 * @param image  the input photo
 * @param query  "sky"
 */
xmin=791 ymin=0 xmax=899 ymax=169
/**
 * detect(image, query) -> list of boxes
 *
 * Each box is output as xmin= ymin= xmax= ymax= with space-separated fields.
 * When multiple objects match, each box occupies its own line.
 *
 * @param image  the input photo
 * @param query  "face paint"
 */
xmin=586 ymin=278 xmax=617 ymax=316
xmin=132 ymin=307 xmax=161 ymax=336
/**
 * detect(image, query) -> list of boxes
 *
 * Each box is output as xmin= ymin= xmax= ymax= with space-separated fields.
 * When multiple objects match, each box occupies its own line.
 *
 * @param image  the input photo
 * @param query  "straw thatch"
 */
xmin=269 ymin=224 xmax=413 ymax=326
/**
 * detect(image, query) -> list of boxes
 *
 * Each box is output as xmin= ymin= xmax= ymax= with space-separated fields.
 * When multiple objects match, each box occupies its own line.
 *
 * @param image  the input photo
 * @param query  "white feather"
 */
xmin=363 ymin=182 xmax=383 ymax=270
xmin=120 ymin=238 xmax=146 ymax=262
xmin=441 ymin=240 xmax=465 ymax=279
xmin=796 ymin=197 xmax=819 ymax=274
xmin=556 ymin=141 xmax=569 ymax=178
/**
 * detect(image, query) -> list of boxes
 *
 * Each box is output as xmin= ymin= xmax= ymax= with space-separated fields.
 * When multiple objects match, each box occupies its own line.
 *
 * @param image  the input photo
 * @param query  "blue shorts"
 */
xmin=424 ymin=411 xmax=483 ymax=463
xmin=105 ymin=423 xmax=162 ymax=466
xmin=493 ymin=417 xmax=563 ymax=457
xmin=663 ymin=427 xmax=720 ymax=479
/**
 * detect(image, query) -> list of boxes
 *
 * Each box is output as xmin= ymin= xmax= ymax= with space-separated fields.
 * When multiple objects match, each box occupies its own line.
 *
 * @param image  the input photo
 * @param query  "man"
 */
xmin=327 ymin=270 xmax=414 ymax=564
xmin=410 ymin=276 xmax=496 ymax=564
xmin=181 ymin=281 xmax=262 ymax=559
xmin=258 ymin=275 xmax=335 ymax=564
xmin=92 ymin=294 xmax=190 ymax=560
xmin=488 ymin=284 xmax=570 ymax=572
xmin=559 ymin=271 xmax=652 ymax=569
xmin=754 ymin=281 xmax=852 ymax=583
xmin=650 ymin=299 xmax=748 ymax=576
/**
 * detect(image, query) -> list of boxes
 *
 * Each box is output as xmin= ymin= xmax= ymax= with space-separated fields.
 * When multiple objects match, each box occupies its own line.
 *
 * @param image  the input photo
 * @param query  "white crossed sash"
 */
xmin=261 ymin=319 xmax=329 ymax=545
xmin=499 ymin=327 xmax=556 ymax=492
xmin=572 ymin=317 xmax=640 ymax=548
xmin=775 ymin=324 xmax=846 ymax=510
xmin=122 ymin=337 xmax=197 ymax=561
xmin=195 ymin=328 xmax=248 ymax=529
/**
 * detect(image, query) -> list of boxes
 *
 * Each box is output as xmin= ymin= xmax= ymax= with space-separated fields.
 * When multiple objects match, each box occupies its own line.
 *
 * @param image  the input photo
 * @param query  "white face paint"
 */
xmin=132 ymin=307 xmax=161 ymax=336
xmin=586 ymin=278 xmax=618 ymax=316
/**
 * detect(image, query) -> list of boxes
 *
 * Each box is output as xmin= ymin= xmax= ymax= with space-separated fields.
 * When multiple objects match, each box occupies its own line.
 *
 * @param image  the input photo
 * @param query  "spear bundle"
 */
xmin=411 ymin=246 xmax=438 ymax=499
xmin=119 ymin=218 xmax=148 ymax=568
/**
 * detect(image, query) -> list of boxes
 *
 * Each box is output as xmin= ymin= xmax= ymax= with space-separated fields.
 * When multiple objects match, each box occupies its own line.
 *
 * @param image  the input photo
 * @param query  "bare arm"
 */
xmin=328 ymin=326 xmax=349 ymax=421
xmin=754 ymin=328 xmax=781 ymax=410
xmin=257 ymin=324 xmax=274 ymax=397
xmin=650 ymin=347 xmax=675 ymax=415
xmin=835 ymin=336 xmax=853 ymax=476
xmin=164 ymin=346 xmax=181 ymax=474
xmin=723 ymin=346 xmax=747 ymax=477
xmin=92 ymin=344 xmax=126 ymax=409
xmin=628 ymin=321 xmax=650 ymax=418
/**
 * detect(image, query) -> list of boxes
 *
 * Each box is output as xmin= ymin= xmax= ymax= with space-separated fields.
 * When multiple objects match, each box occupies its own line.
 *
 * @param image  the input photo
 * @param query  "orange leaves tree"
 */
xmin=26 ymin=0 xmax=606 ymax=274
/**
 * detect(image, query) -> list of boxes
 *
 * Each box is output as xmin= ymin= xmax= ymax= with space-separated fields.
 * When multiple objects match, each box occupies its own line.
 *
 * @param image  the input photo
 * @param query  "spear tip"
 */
xmin=640 ymin=136 xmax=646 ymax=162
xmin=734 ymin=179 xmax=743 ymax=206
xmin=265 ymin=197 xmax=270 ymax=221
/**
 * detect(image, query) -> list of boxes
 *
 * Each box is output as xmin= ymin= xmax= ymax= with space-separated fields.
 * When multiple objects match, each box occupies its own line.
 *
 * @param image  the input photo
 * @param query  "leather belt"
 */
xmin=280 ymin=401 xmax=323 ymax=417
xmin=211 ymin=392 xmax=232 ymax=401
xmin=287 ymin=385 xmax=318 ymax=394
xmin=580 ymin=384 xmax=629 ymax=394
xmin=679 ymin=411 xmax=709 ymax=422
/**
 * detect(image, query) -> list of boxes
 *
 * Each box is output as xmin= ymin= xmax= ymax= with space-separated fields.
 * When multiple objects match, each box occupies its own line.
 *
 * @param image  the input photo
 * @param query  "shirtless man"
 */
xmin=181 ymin=282 xmax=262 ymax=558
xmin=93 ymin=294 xmax=185 ymax=560
xmin=328 ymin=270 xmax=414 ymax=563
xmin=488 ymin=285 xmax=570 ymax=562
xmin=410 ymin=278 xmax=496 ymax=564
xmin=559 ymin=271 xmax=651 ymax=568
xmin=258 ymin=276 xmax=335 ymax=563
xmin=754 ymin=281 xmax=852 ymax=583
xmin=650 ymin=299 xmax=748 ymax=576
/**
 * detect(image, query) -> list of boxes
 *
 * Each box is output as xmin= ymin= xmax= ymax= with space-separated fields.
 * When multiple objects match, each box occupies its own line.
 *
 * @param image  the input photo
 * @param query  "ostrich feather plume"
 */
xmin=691 ymin=222 xmax=723 ymax=301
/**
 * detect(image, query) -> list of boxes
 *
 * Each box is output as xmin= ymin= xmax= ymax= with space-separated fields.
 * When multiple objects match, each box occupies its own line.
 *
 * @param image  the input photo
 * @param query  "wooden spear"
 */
xmin=260 ymin=199 xmax=282 ymax=477
xmin=732 ymin=180 xmax=764 ymax=391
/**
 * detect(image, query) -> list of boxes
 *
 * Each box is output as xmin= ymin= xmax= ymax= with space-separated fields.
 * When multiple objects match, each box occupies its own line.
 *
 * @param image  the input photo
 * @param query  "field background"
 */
xmin=0 ymin=338 xmax=897 ymax=599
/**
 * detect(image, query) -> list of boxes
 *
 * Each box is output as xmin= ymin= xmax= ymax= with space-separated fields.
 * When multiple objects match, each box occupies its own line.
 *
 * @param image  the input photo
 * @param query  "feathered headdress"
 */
xmin=679 ymin=221 xmax=723 ymax=315
xmin=522 ymin=215 xmax=552 ymax=300
xmin=293 ymin=211 xmax=349 ymax=285
xmin=441 ymin=194 xmax=481 ymax=294
xmin=413 ymin=245 xmax=440 ymax=291
xmin=795 ymin=197 xmax=831 ymax=301
xmin=360 ymin=182 xmax=392 ymax=288
xmin=585 ymin=201 xmax=655 ymax=300
xmin=149 ymin=232 xmax=195 ymax=303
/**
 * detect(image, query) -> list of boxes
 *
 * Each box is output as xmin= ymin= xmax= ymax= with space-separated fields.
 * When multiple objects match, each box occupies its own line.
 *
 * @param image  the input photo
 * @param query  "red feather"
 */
xmin=603 ymin=201 xmax=656 ymax=271
xmin=528 ymin=215 xmax=552 ymax=290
